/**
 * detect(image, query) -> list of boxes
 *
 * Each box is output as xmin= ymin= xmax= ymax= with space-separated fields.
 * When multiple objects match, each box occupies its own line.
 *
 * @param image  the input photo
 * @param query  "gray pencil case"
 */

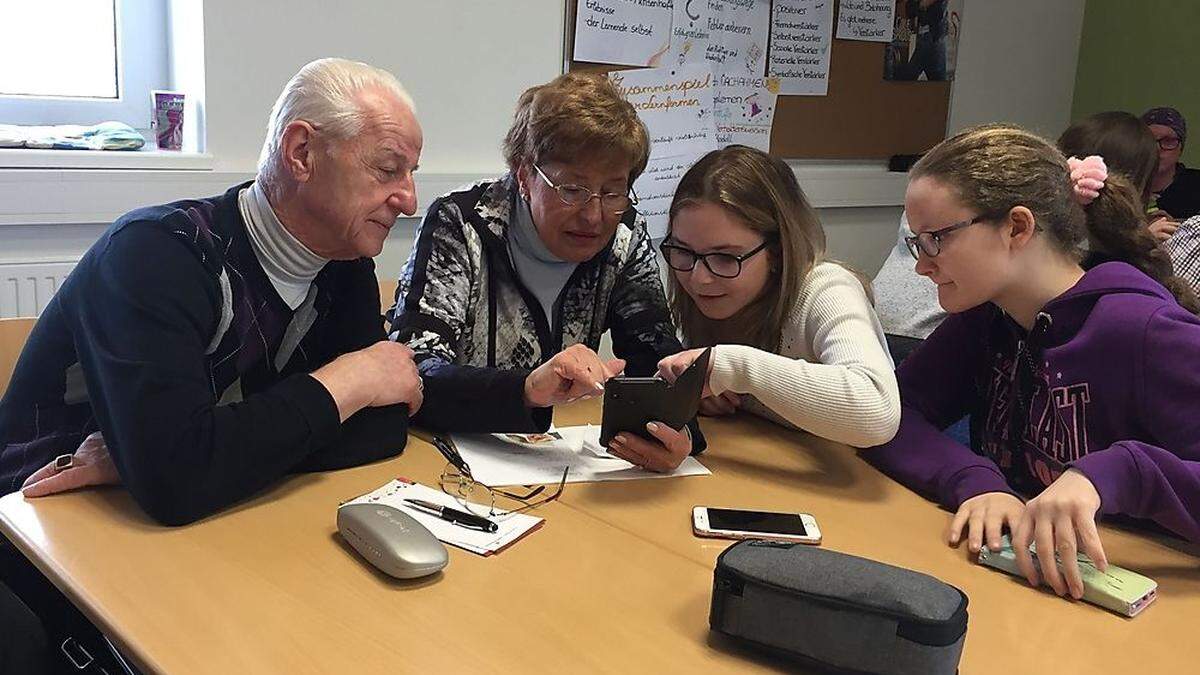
xmin=710 ymin=540 xmax=968 ymax=674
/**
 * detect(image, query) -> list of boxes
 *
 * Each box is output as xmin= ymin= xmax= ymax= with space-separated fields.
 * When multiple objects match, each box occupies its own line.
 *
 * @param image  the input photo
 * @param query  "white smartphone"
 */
xmin=692 ymin=506 xmax=821 ymax=545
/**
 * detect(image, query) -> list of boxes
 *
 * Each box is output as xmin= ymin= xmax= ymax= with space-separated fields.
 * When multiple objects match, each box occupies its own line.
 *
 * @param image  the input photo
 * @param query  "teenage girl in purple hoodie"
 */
xmin=864 ymin=124 xmax=1200 ymax=602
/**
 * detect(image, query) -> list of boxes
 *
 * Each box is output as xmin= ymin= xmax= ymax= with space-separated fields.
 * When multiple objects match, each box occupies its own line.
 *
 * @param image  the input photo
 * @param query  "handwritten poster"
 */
xmin=836 ymin=0 xmax=894 ymax=42
xmin=610 ymin=64 xmax=718 ymax=237
xmin=714 ymin=74 xmax=780 ymax=152
xmin=667 ymin=0 xmax=772 ymax=75
xmin=768 ymin=0 xmax=835 ymax=96
xmin=573 ymin=0 xmax=674 ymax=67
xmin=630 ymin=152 xmax=712 ymax=239
xmin=608 ymin=64 xmax=718 ymax=161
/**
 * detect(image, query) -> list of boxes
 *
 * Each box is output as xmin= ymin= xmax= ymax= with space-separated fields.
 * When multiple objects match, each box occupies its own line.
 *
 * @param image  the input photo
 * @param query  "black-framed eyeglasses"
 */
xmin=534 ymin=164 xmax=637 ymax=215
xmin=432 ymin=435 xmax=568 ymax=517
xmin=1157 ymin=136 xmax=1181 ymax=151
xmin=659 ymin=240 xmax=770 ymax=278
xmin=904 ymin=214 xmax=992 ymax=260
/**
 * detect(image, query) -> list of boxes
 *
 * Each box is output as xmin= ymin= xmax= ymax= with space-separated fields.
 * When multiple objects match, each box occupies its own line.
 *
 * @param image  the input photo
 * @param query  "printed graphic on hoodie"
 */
xmin=981 ymin=353 xmax=1092 ymax=488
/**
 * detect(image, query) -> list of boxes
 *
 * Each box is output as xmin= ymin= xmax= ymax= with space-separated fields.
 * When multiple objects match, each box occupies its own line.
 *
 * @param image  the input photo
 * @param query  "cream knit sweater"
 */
xmin=707 ymin=262 xmax=901 ymax=447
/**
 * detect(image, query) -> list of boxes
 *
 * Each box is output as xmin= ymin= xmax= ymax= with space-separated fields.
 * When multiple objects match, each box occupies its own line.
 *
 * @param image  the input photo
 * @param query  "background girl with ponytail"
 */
xmin=864 ymin=124 xmax=1200 ymax=602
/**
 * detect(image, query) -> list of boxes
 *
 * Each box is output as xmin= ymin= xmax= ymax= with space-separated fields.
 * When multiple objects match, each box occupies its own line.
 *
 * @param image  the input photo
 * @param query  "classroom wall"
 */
xmin=947 ymin=0 xmax=1086 ymax=139
xmin=1071 ymin=0 xmax=1200 ymax=166
xmin=0 ymin=0 xmax=1087 ymax=316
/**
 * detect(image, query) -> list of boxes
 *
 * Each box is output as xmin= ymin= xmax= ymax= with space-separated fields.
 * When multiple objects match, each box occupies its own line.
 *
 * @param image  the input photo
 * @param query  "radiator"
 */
xmin=0 ymin=261 xmax=76 ymax=318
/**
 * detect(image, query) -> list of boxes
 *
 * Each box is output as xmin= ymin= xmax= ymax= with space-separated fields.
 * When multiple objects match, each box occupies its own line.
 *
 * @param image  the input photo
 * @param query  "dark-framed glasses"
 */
xmin=904 ymin=214 xmax=992 ymax=260
xmin=1157 ymin=136 xmax=1181 ymax=151
xmin=659 ymin=240 xmax=769 ymax=278
xmin=534 ymin=164 xmax=637 ymax=215
xmin=432 ymin=436 xmax=568 ymax=517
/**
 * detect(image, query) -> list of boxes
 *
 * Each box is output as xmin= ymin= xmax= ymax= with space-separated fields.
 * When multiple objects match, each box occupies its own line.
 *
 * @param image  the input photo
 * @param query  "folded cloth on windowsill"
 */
xmin=0 ymin=121 xmax=145 ymax=150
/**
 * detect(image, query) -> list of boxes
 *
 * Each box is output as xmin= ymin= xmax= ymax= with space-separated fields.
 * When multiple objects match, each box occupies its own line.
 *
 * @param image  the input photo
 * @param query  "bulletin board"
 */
xmin=565 ymin=0 xmax=952 ymax=160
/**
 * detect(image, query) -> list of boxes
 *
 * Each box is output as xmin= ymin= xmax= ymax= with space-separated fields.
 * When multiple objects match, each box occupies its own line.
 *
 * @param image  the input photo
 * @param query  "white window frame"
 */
xmin=0 ymin=0 xmax=169 ymax=131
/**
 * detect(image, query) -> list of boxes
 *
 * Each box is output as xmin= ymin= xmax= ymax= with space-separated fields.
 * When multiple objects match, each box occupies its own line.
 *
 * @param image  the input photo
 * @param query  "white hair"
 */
xmin=257 ymin=57 xmax=415 ymax=178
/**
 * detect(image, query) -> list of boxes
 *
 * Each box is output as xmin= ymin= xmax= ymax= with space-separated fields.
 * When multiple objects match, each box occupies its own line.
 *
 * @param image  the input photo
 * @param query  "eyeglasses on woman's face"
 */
xmin=904 ymin=214 xmax=992 ymax=260
xmin=534 ymin=164 xmax=636 ymax=215
xmin=659 ymin=240 xmax=770 ymax=278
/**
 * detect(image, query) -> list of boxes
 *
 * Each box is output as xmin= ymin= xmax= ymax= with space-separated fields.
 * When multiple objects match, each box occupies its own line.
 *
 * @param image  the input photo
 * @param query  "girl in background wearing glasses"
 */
xmin=656 ymin=146 xmax=900 ymax=451
xmin=863 ymin=124 xmax=1200 ymax=602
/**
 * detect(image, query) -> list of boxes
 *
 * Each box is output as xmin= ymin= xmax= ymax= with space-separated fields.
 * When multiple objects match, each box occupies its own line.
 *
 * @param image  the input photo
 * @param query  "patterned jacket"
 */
xmin=389 ymin=175 xmax=703 ymax=449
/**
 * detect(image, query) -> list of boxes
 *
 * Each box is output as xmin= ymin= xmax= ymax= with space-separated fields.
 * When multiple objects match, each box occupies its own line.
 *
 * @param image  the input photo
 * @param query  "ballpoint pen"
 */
xmin=404 ymin=498 xmax=499 ymax=533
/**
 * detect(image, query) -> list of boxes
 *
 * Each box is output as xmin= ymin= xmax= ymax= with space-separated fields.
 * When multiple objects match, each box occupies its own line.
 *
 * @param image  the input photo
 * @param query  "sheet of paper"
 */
xmin=667 ymin=0 xmax=772 ymax=75
xmin=345 ymin=480 xmax=544 ymax=556
xmin=835 ymin=0 xmax=894 ymax=42
xmin=450 ymin=425 xmax=711 ymax=487
xmin=609 ymin=64 xmax=719 ymax=161
xmin=768 ymin=0 xmax=835 ymax=95
xmin=632 ymin=151 xmax=711 ymax=239
xmin=610 ymin=64 xmax=719 ymax=238
xmin=714 ymin=74 xmax=780 ymax=152
xmin=573 ymin=0 xmax=674 ymax=67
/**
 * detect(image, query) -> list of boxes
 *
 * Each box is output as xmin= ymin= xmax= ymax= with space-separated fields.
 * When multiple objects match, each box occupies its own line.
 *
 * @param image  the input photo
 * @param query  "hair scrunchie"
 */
xmin=1066 ymin=155 xmax=1107 ymax=206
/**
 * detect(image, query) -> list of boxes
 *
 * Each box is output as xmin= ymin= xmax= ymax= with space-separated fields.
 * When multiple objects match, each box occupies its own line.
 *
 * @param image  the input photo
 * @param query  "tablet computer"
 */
xmin=599 ymin=348 xmax=711 ymax=446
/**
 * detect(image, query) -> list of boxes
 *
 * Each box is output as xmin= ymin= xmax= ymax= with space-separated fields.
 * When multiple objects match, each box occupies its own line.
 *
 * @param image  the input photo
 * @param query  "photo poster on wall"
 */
xmin=883 ymin=0 xmax=963 ymax=81
xmin=608 ymin=64 xmax=718 ymax=238
xmin=666 ymin=0 xmax=772 ymax=76
xmin=767 ymin=0 xmax=835 ymax=95
xmin=835 ymin=0 xmax=894 ymax=42
xmin=573 ymin=0 xmax=674 ymax=67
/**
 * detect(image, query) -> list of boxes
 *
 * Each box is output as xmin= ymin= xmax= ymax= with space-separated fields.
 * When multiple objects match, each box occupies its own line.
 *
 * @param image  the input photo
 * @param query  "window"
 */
xmin=0 ymin=0 xmax=170 ymax=131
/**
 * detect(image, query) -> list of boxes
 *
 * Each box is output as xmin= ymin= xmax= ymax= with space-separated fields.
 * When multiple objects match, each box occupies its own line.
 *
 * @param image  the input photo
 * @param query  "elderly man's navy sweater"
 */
xmin=0 ymin=183 xmax=408 ymax=525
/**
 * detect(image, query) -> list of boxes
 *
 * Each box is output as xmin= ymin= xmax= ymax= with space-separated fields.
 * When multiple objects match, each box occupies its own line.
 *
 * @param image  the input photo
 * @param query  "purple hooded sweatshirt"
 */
xmin=863 ymin=261 xmax=1200 ymax=542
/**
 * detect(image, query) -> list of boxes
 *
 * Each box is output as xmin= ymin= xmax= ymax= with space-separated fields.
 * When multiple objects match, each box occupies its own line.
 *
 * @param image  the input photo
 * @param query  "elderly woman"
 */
xmin=1144 ymin=106 xmax=1200 ymax=221
xmin=390 ymin=72 xmax=704 ymax=469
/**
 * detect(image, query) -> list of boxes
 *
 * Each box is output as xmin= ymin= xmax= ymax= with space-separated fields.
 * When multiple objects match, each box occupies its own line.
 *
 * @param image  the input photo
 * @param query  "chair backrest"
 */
xmin=0 ymin=317 xmax=37 ymax=397
xmin=379 ymin=279 xmax=398 ymax=315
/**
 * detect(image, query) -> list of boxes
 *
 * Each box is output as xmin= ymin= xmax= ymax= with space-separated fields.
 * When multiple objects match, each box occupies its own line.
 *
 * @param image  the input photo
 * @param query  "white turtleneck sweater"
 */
xmin=238 ymin=181 xmax=328 ymax=310
xmin=707 ymin=262 xmax=901 ymax=448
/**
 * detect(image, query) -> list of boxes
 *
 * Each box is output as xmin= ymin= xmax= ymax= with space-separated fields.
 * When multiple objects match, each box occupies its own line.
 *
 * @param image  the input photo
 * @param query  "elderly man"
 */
xmin=0 ymin=57 xmax=425 ymax=672
xmin=0 ymin=58 xmax=424 ymax=525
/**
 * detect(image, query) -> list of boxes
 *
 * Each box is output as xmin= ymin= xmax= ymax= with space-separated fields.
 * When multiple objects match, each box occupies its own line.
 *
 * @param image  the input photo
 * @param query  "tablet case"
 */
xmin=599 ymin=348 xmax=710 ymax=446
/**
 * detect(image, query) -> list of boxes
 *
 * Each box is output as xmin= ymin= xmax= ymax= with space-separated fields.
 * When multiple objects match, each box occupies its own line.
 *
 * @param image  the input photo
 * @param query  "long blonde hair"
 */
xmin=665 ymin=146 xmax=829 ymax=351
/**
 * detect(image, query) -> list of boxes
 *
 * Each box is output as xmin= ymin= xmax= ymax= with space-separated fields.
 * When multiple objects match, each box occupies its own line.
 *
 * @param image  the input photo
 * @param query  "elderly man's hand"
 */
xmin=312 ymin=341 xmax=423 ymax=421
xmin=21 ymin=432 xmax=120 ymax=498
xmin=524 ymin=344 xmax=625 ymax=408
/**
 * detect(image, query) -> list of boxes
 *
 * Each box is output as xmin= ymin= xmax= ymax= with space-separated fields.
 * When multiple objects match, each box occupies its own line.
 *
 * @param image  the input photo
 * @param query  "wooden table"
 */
xmin=2 ymin=400 xmax=1198 ymax=674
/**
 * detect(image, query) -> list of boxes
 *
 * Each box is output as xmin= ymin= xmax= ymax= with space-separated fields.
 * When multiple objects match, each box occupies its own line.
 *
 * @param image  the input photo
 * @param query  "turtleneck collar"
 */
xmin=510 ymin=193 xmax=570 ymax=265
xmin=239 ymin=181 xmax=328 ymax=309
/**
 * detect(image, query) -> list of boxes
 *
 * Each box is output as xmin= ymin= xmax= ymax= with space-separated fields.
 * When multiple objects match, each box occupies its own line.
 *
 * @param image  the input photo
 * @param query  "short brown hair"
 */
xmin=503 ymin=72 xmax=650 ymax=183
